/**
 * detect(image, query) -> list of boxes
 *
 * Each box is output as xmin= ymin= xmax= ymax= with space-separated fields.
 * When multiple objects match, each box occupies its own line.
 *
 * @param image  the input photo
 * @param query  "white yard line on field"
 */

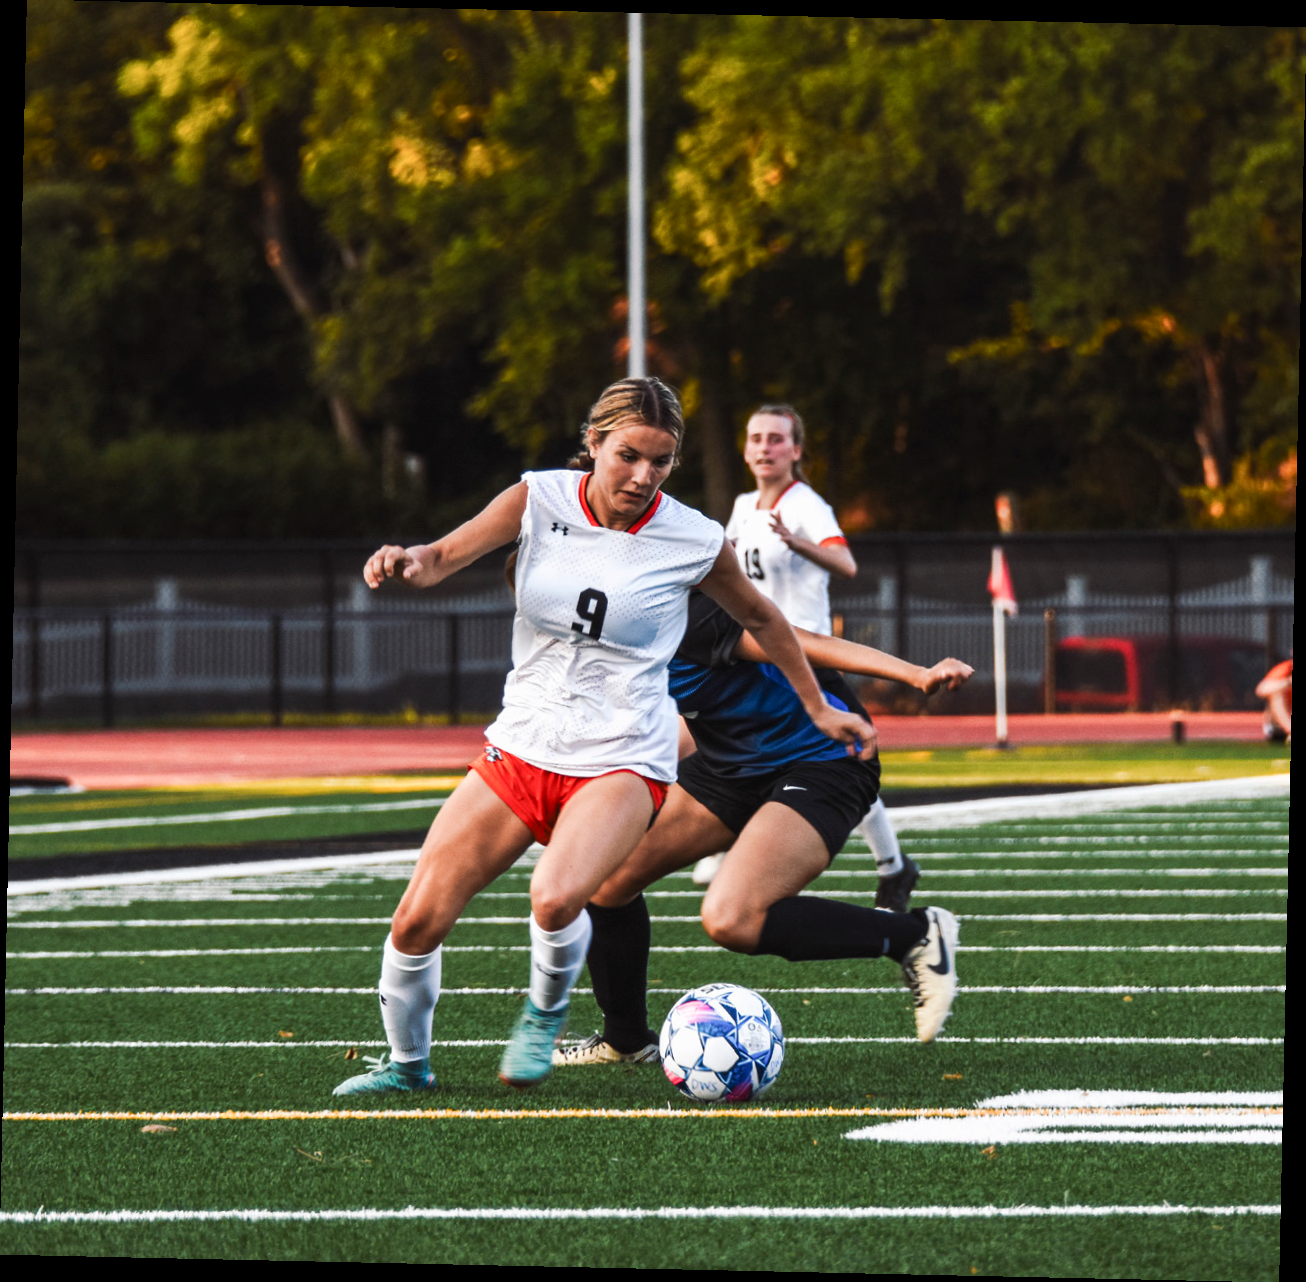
xmin=0 ymin=1204 xmax=1282 ymax=1224
xmin=3 ymin=912 xmax=1290 ymax=928
xmin=8 ymin=775 xmax=1288 ymax=898
xmin=12 ymin=892 xmax=1285 ymax=924
xmin=919 ymin=825 xmax=1285 ymax=835
xmin=837 ymin=850 xmax=1286 ymax=861
xmin=902 ymin=836 xmax=1287 ymax=846
xmin=9 ymin=797 xmax=446 ymax=836
xmin=5 ymin=943 xmax=1284 ymax=960
xmin=4 ymin=983 xmax=1285 ymax=996
xmin=886 ymin=775 xmax=1288 ymax=831
xmin=937 ymin=913 xmax=1287 ymax=922
xmin=821 ymin=867 xmax=1289 ymax=877
xmin=3 ymin=1035 xmax=1284 ymax=1050
xmin=7 ymin=854 xmax=426 ymax=898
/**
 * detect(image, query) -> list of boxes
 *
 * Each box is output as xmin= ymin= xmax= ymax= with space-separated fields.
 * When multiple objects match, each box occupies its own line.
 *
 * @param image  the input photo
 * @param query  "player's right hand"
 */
xmin=810 ymin=706 xmax=879 ymax=761
xmin=918 ymin=658 xmax=974 ymax=695
xmin=363 ymin=543 xmax=437 ymax=589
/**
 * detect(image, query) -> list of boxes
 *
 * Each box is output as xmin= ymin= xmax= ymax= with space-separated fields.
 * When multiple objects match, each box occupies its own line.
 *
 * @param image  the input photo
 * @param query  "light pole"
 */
xmin=627 ymin=12 xmax=645 ymax=379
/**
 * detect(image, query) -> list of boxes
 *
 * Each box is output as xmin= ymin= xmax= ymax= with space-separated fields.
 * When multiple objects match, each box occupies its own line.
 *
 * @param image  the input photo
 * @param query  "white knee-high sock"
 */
xmin=860 ymin=798 xmax=904 ymax=877
xmin=378 ymin=933 xmax=442 ymax=1063
xmin=528 ymin=912 xmax=593 ymax=1012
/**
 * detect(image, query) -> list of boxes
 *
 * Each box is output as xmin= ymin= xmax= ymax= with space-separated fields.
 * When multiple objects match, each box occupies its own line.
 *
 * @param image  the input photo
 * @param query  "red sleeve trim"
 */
xmin=819 ymin=536 xmax=849 ymax=549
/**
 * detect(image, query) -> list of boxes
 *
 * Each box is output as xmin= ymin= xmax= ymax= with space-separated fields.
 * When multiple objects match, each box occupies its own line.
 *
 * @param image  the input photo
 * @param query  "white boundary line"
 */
xmin=8 ymin=851 xmax=425 ymax=897
xmin=4 ymin=983 xmax=1285 ymax=996
xmin=3 ymin=1035 xmax=1284 ymax=1049
xmin=8 ymin=774 xmax=1288 ymax=897
xmin=6 ymin=943 xmax=1283 ymax=959
xmin=888 ymin=775 xmax=1289 ymax=831
xmin=4 ymin=913 xmax=1290 ymax=928
xmin=0 ymin=1204 xmax=1281 ymax=1224
xmin=9 ymin=797 xmax=446 ymax=836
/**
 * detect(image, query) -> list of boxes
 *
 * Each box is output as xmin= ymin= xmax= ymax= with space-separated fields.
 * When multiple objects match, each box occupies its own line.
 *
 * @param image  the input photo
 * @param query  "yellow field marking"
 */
xmin=2 ymin=1106 xmax=1283 ymax=1123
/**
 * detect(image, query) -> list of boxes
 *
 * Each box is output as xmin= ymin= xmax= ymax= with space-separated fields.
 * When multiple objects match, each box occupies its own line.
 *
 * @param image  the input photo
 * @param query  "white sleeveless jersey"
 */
xmin=485 ymin=469 xmax=725 ymax=781
xmin=725 ymin=481 xmax=848 ymax=634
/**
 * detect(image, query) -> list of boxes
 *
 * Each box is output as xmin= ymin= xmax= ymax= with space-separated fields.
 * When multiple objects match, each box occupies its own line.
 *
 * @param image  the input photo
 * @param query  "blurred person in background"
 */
xmin=1257 ymin=657 xmax=1292 ymax=742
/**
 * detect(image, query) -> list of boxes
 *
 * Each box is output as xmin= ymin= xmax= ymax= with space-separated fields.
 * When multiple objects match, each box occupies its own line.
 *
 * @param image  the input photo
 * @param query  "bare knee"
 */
xmin=700 ymin=894 xmax=763 ymax=953
xmin=390 ymin=902 xmax=444 ymax=955
xmin=530 ymin=885 xmax=585 ymax=933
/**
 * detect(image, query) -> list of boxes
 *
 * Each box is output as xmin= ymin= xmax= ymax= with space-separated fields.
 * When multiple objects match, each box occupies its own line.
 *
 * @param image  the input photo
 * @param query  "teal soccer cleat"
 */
xmin=499 ymin=999 xmax=569 ymax=1088
xmin=332 ymin=1052 xmax=436 ymax=1097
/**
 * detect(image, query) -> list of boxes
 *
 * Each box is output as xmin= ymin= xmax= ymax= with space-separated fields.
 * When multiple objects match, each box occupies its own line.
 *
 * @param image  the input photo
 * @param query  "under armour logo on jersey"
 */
xmin=551 ymin=522 xmax=569 ymax=535
xmin=484 ymin=746 xmax=503 ymax=763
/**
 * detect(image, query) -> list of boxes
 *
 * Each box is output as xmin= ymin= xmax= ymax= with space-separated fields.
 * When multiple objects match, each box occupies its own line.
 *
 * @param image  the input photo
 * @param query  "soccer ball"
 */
xmin=659 ymin=983 xmax=784 ymax=1103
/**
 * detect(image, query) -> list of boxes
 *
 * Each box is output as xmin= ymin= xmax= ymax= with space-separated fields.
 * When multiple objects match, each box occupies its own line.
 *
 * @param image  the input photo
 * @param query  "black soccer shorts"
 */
xmin=675 ymin=751 xmax=881 ymax=861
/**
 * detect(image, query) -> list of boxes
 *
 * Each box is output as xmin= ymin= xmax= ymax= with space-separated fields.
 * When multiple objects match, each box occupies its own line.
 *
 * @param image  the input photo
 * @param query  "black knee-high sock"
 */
xmin=756 ymin=898 xmax=927 ymax=963
xmin=585 ymin=897 xmax=656 ymax=1052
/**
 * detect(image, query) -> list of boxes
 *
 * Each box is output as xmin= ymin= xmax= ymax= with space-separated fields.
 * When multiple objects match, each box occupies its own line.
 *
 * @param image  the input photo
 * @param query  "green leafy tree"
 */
xmin=655 ymin=19 xmax=1302 ymax=528
xmin=22 ymin=0 xmax=329 ymax=537
xmin=954 ymin=23 xmax=1302 ymax=495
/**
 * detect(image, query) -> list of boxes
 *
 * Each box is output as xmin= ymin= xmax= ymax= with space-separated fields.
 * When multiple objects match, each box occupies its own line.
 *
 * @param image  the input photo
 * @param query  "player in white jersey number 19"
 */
xmin=697 ymin=405 xmax=914 ymax=902
xmin=332 ymin=377 xmax=876 ymax=1096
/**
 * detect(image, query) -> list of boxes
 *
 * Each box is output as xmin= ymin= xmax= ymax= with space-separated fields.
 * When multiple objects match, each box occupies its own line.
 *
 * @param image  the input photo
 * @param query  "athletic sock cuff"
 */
xmin=529 ymin=912 xmax=591 ymax=947
xmin=383 ymin=934 xmax=441 ymax=972
xmin=585 ymin=896 xmax=649 ymax=923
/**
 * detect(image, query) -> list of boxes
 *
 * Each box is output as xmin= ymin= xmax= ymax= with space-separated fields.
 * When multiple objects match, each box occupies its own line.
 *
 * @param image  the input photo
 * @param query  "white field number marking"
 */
xmin=845 ymin=1091 xmax=1283 ymax=1145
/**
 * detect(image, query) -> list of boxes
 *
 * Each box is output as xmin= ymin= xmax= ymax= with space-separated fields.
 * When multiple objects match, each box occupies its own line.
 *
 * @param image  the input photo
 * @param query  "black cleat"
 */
xmin=875 ymin=854 xmax=921 ymax=914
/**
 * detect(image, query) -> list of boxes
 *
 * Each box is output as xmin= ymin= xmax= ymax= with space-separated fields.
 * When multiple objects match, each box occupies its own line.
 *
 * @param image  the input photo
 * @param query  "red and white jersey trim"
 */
xmin=577 ymin=473 xmax=663 ymax=534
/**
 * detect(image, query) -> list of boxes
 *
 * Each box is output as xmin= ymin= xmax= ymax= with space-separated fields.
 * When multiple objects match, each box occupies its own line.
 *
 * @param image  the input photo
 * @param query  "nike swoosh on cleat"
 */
xmin=928 ymin=925 xmax=951 ymax=977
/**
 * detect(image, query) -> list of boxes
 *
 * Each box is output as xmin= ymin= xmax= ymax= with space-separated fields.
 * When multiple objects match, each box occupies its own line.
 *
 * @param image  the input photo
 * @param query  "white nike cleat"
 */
xmin=900 ymin=907 xmax=959 ymax=1043
xmin=552 ymin=1033 xmax=659 ymax=1067
xmin=691 ymin=853 xmax=725 ymax=886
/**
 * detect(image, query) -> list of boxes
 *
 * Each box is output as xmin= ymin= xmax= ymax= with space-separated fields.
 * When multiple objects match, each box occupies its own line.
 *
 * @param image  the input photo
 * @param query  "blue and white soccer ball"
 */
xmin=659 ymin=983 xmax=785 ymax=1102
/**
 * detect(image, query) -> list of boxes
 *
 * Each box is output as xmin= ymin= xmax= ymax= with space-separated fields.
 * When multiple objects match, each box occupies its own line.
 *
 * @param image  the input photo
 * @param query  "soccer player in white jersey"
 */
xmin=694 ymin=405 xmax=917 ymax=906
xmin=333 ymin=378 xmax=875 ymax=1096
xmin=726 ymin=404 xmax=857 ymax=634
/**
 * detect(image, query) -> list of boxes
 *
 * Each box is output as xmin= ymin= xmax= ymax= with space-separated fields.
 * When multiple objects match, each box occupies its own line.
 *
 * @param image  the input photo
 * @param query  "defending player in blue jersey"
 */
xmin=555 ymin=591 xmax=973 ymax=1067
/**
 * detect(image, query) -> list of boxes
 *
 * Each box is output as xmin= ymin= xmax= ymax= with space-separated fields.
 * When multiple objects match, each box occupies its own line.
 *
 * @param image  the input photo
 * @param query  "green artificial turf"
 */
xmin=3 ymin=795 xmax=1285 ymax=1273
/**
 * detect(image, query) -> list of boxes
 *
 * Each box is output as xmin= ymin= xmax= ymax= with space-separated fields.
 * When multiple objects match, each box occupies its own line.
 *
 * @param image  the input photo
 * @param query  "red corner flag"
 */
xmin=988 ymin=546 xmax=1018 ymax=616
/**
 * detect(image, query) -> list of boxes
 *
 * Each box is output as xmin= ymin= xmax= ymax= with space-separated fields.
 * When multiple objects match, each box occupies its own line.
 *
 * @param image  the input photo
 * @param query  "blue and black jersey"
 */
xmin=669 ymin=592 xmax=874 ymax=778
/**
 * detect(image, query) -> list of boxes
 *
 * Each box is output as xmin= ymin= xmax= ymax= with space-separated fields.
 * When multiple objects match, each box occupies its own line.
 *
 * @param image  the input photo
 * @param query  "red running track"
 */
xmin=10 ymin=714 xmax=1267 ymax=790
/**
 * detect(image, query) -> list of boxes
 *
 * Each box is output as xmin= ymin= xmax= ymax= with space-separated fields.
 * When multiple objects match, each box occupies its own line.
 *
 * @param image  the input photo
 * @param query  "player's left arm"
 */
xmin=697 ymin=543 xmax=875 ymax=758
xmin=732 ymin=628 xmax=973 ymax=695
xmin=364 ymin=481 xmax=528 ymax=591
xmin=769 ymin=512 xmax=857 ymax=578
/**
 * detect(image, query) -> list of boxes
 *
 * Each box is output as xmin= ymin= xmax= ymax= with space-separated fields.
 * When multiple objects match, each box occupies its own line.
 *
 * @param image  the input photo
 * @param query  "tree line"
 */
xmin=21 ymin=7 xmax=1301 ymax=538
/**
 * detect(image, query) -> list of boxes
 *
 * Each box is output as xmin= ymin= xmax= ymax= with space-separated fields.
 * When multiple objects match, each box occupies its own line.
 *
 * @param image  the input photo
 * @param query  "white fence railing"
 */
xmin=14 ymin=597 xmax=1291 ymax=722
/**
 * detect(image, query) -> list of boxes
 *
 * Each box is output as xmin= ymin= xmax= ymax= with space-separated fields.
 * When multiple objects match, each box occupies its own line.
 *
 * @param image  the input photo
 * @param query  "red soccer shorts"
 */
xmin=468 ymin=743 xmax=669 ymax=846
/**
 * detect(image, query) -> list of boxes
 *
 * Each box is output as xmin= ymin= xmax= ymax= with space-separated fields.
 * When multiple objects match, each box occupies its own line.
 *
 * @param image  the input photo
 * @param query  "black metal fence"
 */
xmin=12 ymin=531 xmax=1294 ymax=724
